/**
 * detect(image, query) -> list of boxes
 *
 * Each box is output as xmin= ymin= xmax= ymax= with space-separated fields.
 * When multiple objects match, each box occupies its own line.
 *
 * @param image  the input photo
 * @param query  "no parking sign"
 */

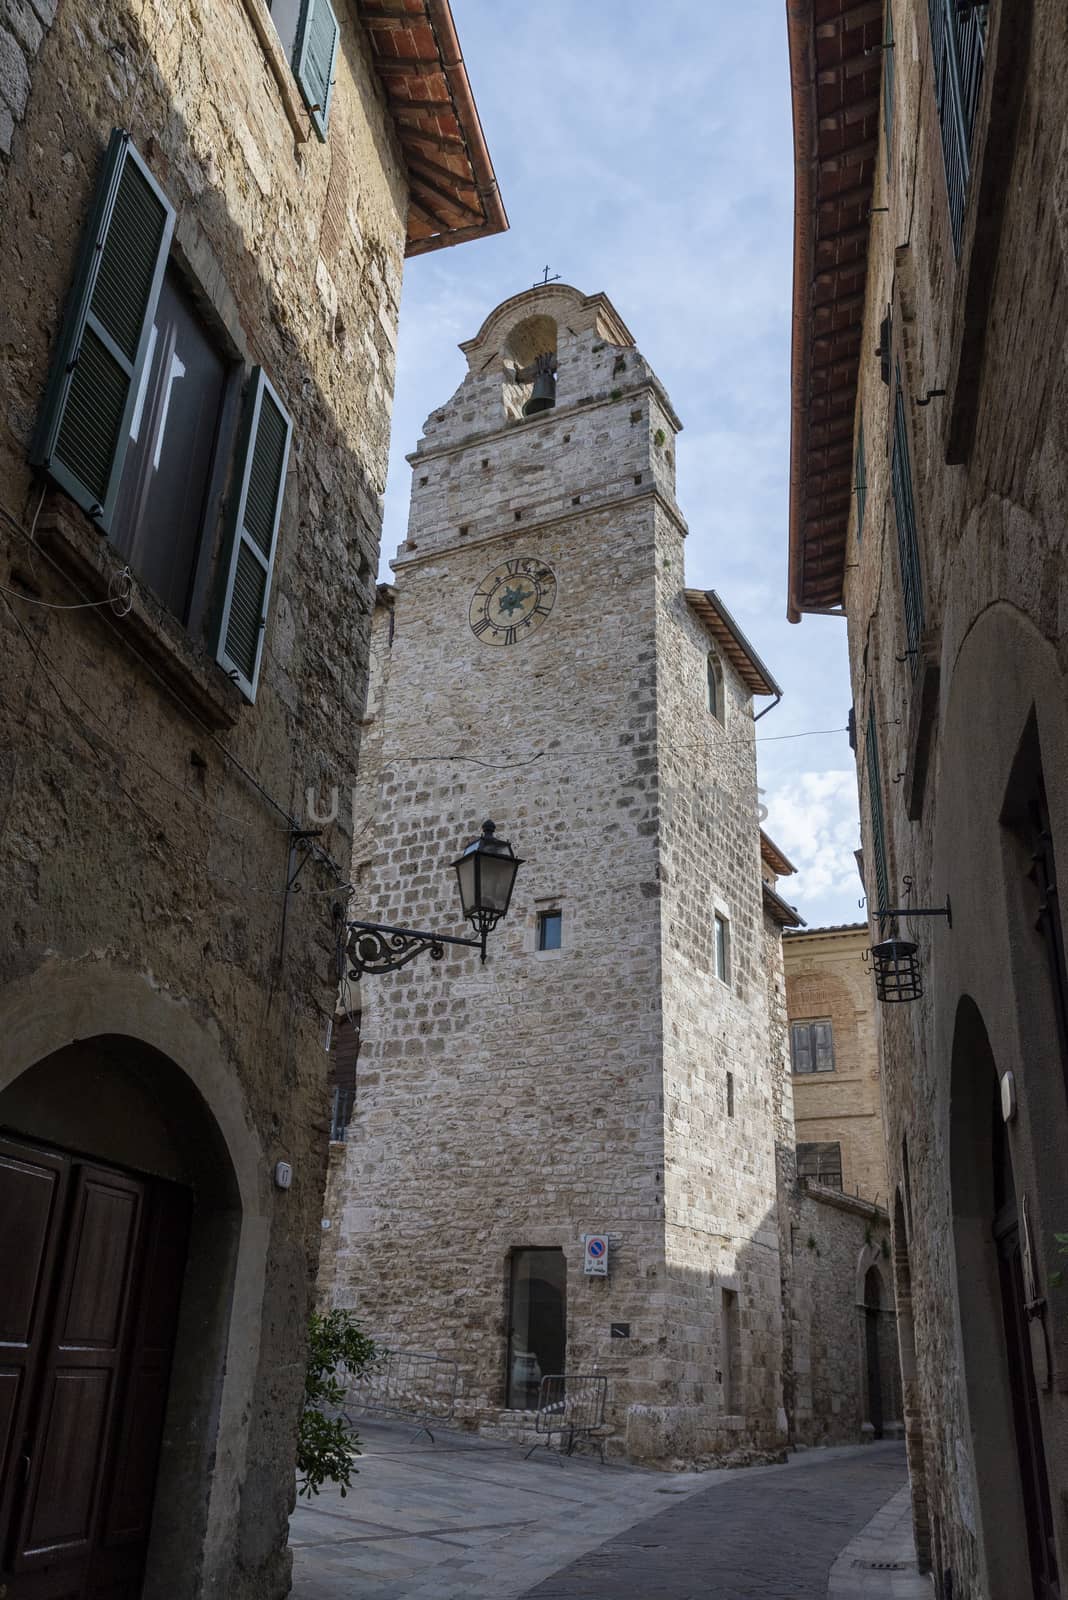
xmin=583 ymin=1234 xmax=609 ymax=1276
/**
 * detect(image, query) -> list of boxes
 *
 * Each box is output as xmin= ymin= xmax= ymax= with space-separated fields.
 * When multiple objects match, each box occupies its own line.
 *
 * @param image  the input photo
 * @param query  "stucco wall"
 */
xmin=0 ymin=0 xmax=406 ymax=1589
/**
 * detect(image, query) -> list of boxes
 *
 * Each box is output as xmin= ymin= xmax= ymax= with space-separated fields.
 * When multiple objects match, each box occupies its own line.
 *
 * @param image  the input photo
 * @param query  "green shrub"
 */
xmin=297 ymin=1310 xmax=378 ymax=1498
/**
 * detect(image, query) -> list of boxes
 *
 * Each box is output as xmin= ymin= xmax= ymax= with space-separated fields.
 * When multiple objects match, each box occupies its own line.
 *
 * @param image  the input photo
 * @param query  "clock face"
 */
xmin=469 ymin=557 xmax=557 ymax=646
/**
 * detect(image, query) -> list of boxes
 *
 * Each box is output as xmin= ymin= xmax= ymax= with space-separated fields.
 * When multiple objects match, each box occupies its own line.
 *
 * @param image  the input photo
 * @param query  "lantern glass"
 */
xmin=452 ymin=821 xmax=522 ymax=930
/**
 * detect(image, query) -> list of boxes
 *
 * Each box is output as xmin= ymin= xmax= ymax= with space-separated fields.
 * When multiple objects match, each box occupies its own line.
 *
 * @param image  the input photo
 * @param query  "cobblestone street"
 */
xmin=290 ymin=1421 xmax=927 ymax=1600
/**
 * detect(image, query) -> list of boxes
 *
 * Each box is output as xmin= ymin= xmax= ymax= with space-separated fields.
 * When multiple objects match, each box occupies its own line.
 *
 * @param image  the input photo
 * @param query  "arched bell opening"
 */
xmin=502 ymin=314 xmax=558 ymax=420
xmin=0 ymin=1034 xmax=245 ymax=1600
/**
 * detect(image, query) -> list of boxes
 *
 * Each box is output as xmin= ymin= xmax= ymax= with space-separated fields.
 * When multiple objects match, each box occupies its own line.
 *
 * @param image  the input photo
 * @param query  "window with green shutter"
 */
xmin=293 ymin=0 xmax=339 ymax=142
xmin=891 ymin=364 xmax=924 ymax=664
xmin=855 ymin=416 xmax=866 ymax=544
xmin=883 ymin=5 xmax=895 ymax=172
xmin=216 ymin=370 xmax=292 ymax=702
xmin=866 ymin=702 xmax=891 ymax=917
xmin=928 ymin=0 xmax=987 ymax=253
xmin=32 ymin=129 xmax=174 ymax=527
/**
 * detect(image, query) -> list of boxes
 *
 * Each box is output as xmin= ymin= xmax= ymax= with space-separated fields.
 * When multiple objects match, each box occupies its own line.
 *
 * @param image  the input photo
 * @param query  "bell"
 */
xmin=523 ymin=357 xmax=556 ymax=416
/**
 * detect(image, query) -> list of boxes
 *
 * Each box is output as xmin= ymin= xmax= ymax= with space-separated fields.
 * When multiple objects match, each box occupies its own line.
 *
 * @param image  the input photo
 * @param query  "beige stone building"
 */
xmin=321 ymin=282 xmax=793 ymax=1465
xmin=0 ymin=1 xmax=503 ymax=1594
xmin=784 ymin=924 xmax=889 ymax=1206
xmin=788 ymin=0 xmax=1068 ymax=1592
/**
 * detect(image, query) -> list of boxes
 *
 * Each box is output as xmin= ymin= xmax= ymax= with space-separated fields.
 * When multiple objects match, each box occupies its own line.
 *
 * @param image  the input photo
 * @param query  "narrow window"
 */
xmin=707 ymin=651 xmax=724 ymax=722
xmin=714 ymin=913 xmax=730 ymax=983
xmin=507 ymin=1249 xmax=566 ymax=1410
xmin=726 ymin=1072 xmax=735 ymax=1118
xmin=891 ymin=364 xmax=925 ymax=665
xmin=111 ymin=263 xmax=230 ymax=622
xmin=721 ymin=1288 xmax=741 ymax=1413
xmin=866 ymin=703 xmax=891 ymax=917
xmin=790 ymin=1019 xmax=835 ymax=1074
xmin=328 ymin=1012 xmax=359 ymax=1141
xmin=797 ymin=1141 xmax=844 ymax=1190
xmin=927 ymin=0 xmax=988 ymax=253
xmin=537 ymin=910 xmax=562 ymax=951
xmin=855 ymin=416 xmax=867 ymax=543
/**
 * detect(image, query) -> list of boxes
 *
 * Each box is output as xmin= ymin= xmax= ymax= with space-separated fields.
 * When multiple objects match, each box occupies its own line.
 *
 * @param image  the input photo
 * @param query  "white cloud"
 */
xmin=763 ymin=770 xmax=864 ymax=927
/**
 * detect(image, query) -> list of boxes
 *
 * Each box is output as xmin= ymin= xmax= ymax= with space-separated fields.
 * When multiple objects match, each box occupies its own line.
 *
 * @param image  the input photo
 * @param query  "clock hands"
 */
xmin=498 ymin=583 xmax=534 ymax=617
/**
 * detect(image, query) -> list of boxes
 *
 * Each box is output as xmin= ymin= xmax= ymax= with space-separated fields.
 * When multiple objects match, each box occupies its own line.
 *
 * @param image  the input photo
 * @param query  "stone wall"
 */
xmin=789 ymin=1187 xmax=899 ymax=1447
xmin=783 ymin=926 xmax=889 ymax=1206
xmin=0 ymin=0 xmax=406 ymax=1589
xmin=321 ymin=284 xmax=786 ymax=1465
xmin=797 ymin=0 xmax=1068 ymax=1591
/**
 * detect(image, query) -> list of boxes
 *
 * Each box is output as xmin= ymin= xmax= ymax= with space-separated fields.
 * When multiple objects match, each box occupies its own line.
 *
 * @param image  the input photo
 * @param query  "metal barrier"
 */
xmin=340 ymin=1346 xmax=460 ymax=1442
xmin=524 ymin=1373 xmax=609 ymax=1464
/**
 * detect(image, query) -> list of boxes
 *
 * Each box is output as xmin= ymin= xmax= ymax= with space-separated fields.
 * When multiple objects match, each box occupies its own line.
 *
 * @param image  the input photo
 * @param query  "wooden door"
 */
xmin=0 ymin=1135 xmax=191 ymax=1600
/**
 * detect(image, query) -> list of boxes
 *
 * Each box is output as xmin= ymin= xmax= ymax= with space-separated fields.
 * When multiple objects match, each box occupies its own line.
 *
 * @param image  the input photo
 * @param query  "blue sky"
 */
xmin=378 ymin=0 xmax=863 ymax=929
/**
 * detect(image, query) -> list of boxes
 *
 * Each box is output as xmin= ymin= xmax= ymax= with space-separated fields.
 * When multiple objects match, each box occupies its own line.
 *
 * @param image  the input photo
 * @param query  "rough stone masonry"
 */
xmin=321 ymin=283 xmax=793 ymax=1465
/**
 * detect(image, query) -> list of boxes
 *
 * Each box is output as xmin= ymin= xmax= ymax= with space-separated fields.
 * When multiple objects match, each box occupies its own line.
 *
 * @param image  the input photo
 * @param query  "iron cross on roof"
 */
xmin=532 ymin=265 xmax=561 ymax=288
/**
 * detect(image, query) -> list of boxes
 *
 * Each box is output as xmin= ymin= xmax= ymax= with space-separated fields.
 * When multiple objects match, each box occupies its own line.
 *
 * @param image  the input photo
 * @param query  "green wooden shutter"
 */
xmin=883 ymin=4 xmax=895 ymax=171
xmin=216 ymin=369 xmax=292 ymax=703
xmin=866 ymin=702 xmax=891 ymax=917
xmin=813 ymin=1021 xmax=835 ymax=1072
xmin=294 ymin=0 xmax=339 ymax=142
xmin=891 ymin=363 xmax=925 ymax=664
xmin=31 ymin=129 xmax=174 ymax=526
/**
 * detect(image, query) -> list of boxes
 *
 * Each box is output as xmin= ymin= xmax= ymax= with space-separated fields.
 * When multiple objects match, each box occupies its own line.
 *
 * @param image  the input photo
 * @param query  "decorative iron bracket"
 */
xmin=343 ymin=919 xmax=484 ymax=979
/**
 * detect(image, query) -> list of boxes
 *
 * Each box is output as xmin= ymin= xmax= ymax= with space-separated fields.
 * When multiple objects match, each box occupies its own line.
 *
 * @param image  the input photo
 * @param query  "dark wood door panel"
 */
xmin=19 ymin=1370 xmax=113 ymax=1559
xmin=0 ymin=1139 xmax=70 ymax=1541
xmin=12 ymin=1168 xmax=142 ymax=1575
xmin=1 ymin=1138 xmax=192 ymax=1600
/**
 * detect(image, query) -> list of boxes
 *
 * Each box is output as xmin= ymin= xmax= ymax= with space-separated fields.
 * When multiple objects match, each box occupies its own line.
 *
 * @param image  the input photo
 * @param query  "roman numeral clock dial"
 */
xmin=469 ymin=557 xmax=557 ymax=646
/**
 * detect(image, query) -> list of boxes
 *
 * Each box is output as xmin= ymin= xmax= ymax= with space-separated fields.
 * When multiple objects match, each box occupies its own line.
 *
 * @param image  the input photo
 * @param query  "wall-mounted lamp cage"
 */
xmin=870 ymin=883 xmax=952 ymax=1003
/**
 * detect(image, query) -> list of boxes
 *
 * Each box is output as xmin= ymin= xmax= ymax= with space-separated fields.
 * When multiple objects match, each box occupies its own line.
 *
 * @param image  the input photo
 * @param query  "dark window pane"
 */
xmin=268 ymin=0 xmax=303 ymax=59
xmin=537 ymin=911 xmax=562 ymax=951
xmin=715 ymin=914 xmax=730 ymax=981
xmin=507 ymin=1249 xmax=566 ymax=1411
xmin=797 ymin=1142 xmax=843 ymax=1190
xmin=111 ymin=265 xmax=227 ymax=621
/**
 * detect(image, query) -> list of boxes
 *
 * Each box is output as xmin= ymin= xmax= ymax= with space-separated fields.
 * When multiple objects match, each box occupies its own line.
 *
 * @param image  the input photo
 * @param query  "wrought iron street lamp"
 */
xmin=869 ymin=885 xmax=951 ymax=1003
xmin=342 ymin=821 xmax=523 ymax=979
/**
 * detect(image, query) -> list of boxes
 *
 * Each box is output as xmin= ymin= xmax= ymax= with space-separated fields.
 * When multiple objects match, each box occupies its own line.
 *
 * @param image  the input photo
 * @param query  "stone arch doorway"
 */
xmin=950 ymin=995 xmax=1059 ymax=1600
xmin=863 ymin=1265 xmax=885 ymax=1437
xmin=0 ymin=1023 xmax=255 ymax=1600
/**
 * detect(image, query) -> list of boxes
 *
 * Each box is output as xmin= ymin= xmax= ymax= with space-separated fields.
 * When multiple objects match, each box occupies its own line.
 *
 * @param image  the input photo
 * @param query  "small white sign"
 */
xmin=583 ymin=1234 xmax=609 ymax=1276
xmin=274 ymin=1160 xmax=293 ymax=1190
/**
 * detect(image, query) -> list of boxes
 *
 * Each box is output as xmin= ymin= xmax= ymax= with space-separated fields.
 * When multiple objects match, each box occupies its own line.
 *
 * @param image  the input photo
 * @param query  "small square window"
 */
xmin=714 ymin=913 xmax=730 ymax=982
xmin=537 ymin=910 xmax=562 ymax=951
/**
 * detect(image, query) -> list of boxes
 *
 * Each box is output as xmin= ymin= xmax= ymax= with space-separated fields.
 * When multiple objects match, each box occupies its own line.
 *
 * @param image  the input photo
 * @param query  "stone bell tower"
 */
xmin=321 ymin=283 xmax=789 ymax=1464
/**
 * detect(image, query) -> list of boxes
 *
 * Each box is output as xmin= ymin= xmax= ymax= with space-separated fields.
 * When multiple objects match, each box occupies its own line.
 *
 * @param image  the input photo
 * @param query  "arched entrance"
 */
xmin=0 ymin=1031 xmax=247 ymax=1599
xmin=863 ymin=1265 xmax=885 ymax=1438
xmin=950 ymin=996 xmax=1059 ymax=1599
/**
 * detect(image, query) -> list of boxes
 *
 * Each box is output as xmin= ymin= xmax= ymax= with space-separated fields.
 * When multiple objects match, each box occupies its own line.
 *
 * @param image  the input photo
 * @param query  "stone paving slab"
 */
xmin=289 ymin=1419 xmax=911 ymax=1600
